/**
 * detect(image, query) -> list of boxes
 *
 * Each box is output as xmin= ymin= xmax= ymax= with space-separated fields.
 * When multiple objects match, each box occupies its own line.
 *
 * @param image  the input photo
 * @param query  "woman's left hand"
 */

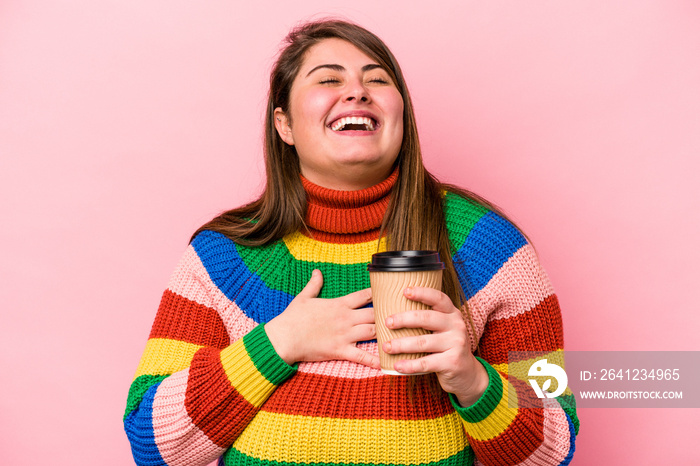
xmin=383 ymin=286 xmax=490 ymax=407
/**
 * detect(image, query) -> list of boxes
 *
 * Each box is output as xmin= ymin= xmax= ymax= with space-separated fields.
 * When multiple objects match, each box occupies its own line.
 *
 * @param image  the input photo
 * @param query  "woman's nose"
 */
xmin=343 ymin=81 xmax=370 ymax=103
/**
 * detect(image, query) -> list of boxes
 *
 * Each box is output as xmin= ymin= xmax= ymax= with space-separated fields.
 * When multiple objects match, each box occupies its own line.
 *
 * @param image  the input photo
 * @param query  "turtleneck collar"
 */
xmin=300 ymin=167 xmax=398 ymax=238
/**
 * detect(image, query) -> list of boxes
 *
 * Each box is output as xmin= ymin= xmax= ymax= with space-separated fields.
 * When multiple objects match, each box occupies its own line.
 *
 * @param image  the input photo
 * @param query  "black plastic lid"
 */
xmin=367 ymin=250 xmax=445 ymax=272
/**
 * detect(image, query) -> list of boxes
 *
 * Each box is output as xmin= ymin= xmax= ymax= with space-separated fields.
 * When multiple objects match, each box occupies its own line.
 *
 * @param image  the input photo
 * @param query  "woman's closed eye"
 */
xmin=318 ymin=77 xmax=390 ymax=85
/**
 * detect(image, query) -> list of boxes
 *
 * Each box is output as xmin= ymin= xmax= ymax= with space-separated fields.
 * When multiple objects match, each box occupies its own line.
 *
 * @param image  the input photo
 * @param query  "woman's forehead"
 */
xmin=299 ymin=38 xmax=380 ymax=73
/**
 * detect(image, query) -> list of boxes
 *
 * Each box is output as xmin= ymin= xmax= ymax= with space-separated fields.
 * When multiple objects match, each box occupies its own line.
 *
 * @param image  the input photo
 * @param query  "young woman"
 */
xmin=124 ymin=19 xmax=578 ymax=466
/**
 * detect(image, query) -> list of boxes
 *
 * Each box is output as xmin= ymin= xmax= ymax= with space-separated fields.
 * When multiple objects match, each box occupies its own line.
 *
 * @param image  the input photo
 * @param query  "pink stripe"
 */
xmin=166 ymin=246 xmax=212 ymax=306
xmin=168 ymin=246 xmax=258 ymax=340
xmin=297 ymin=341 xmax=384 ymax=379
xmin=465 ymin=245 xmax=554 ymax=350
xmin=152 ymin=369 xmax=227 ymax=466
xmin=514 ymin=398 xmax=571 ymax=465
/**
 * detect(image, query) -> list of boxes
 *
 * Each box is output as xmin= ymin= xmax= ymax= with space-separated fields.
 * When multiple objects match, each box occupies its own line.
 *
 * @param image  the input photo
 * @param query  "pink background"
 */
xmin=2 ymin=1 xmax=699 ymax=464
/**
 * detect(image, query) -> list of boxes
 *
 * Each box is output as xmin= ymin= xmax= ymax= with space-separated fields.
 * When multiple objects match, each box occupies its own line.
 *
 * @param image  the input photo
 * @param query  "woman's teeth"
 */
xmin=331 ymin=116 xmax=376 ymax=131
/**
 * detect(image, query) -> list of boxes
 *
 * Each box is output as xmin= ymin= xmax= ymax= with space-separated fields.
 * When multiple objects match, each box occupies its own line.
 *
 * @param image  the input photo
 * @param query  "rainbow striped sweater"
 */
xmin=124 ymin=171 xmax=579 ymax=466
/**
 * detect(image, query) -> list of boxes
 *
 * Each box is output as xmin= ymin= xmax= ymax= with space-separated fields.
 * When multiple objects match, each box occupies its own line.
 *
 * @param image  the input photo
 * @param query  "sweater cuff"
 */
xmin=449 ymin=357 xmax=503 ymax=422
xmin=219 ymin=324 xmax=297 ymax=407
xmin=246 ymin=323 xmax=298 ymax=383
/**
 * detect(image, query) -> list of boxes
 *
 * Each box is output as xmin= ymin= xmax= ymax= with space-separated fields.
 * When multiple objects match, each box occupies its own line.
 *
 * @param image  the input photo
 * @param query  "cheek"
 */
xmin=296 ymin=89 xmax=336 ymax=124
xmin=382 ymin=90 xmax=405 ymax=127
xmin=385 ymin=91 xmax=405 ymax=149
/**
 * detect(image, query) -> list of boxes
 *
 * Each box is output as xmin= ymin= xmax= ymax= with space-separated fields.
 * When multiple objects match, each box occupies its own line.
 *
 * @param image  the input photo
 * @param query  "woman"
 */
xmin=124 ymin=19 xmax=579 ymax=466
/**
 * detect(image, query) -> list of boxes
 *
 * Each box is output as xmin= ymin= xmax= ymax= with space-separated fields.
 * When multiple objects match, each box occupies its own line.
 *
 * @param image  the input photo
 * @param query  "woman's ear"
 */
xmin=274 ymin=108 xmax=294 ymax=145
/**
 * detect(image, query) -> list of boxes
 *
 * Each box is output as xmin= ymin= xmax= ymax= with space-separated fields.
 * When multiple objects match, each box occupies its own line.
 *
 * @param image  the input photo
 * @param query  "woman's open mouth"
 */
xmin=329 ymin=116 xmax=378 ymax=132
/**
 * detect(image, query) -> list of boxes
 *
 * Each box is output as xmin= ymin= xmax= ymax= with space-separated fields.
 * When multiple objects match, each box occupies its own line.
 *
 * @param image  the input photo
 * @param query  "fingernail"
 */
xmin=404 ymin=287 xmax=413 ymax=298
xmin=386 ymin=316 xmax=394 ymax=328
xmin=384 ymin=341 xmax=392 ymax=353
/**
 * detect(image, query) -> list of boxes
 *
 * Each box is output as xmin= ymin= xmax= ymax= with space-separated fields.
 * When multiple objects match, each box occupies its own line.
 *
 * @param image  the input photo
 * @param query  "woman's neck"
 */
xmin=299 ymin=164 xmax=396 ymax=191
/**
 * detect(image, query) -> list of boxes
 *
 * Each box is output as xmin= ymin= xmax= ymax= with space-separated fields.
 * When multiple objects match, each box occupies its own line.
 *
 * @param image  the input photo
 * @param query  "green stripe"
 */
xmin=123 ymin=374 xmax=167 ymax=420
xmin=236 ymin=241 xmax=371 ymax=298
xmin=234 ymin=192 xmax=487 ymax=298
xmin=222 ymin=444 xmax=474 ymax=466
xmin=243 ymin=324 xmax=297 ymax=385
xmin=443 ymin=191 xmax=489 ymax=254
xmin=449 ymin=357 xmax=503 ymax=423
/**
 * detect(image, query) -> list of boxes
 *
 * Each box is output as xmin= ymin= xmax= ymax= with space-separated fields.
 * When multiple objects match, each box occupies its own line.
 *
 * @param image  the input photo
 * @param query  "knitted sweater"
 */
xmin=124 ymin=170 xmax=579 ymax=466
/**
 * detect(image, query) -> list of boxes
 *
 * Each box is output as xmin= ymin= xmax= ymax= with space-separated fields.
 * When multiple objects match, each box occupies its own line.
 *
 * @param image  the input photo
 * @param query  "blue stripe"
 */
xmin=452 ymin=211 xmax=527 ymax=300
xmin=192 ymin=230 xmax=293 ymax=323
xmin=124 ymin=381 xmax=167 ymax=466
xmin=558 ymin=413 xmax=577 ymax=465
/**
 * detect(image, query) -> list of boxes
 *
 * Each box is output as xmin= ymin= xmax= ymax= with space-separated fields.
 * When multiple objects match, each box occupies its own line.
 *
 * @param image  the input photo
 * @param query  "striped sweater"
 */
xmin=124 ymin=170 xmax=579 ymax=466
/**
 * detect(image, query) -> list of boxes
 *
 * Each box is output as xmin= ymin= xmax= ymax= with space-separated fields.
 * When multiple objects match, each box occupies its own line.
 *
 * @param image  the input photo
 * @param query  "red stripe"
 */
xmin=150 ymin=290 xmax=230 ymax=348
xmin=478 ymin=294 xmax=564 ymax=365
xmin=467 ymin=377 xmax=545 ymax=464
xmin=262 ymin=371 xmax=454 ymax=420
xmin=185 ymin=347 xmax=256 ymax=448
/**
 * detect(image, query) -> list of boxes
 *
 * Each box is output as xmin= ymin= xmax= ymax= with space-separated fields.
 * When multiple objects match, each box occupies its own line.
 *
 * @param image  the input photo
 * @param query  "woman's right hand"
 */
xmin=265 ymin=269 xmax=380 ymax=369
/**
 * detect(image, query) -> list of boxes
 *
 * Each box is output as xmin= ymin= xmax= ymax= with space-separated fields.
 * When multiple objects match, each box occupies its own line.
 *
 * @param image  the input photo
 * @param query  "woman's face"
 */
xmin=275 ymin=38 xmax=404 ymax=190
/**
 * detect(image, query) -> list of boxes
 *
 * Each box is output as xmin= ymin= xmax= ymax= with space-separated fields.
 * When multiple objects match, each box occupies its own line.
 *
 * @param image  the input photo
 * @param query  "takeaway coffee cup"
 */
xmin=367 ymin=251 xmax=445 ymax=375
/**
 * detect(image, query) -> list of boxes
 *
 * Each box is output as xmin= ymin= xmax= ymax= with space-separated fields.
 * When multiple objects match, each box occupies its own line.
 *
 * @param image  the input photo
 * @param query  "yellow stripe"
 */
xmin=492 ymin=362 xmax=509 ymax=373
xmin=233 ymin=411 xmax=467 ymax=464
xmin=134 ymin=338 xmax=203 ymax=379
xmin=283 ymin=231 xmax=386 ymax=264
xmin=220 ymin=340 xmax=276 ymax=408
xmin=462 ymin=373 xmax=518 ymax=441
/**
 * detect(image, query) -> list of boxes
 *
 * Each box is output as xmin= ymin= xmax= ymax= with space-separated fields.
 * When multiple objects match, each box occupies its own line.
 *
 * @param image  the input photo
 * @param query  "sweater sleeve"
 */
xmin=123 ymin=242 xmax=297 ymax=466
xmin=445 ymin=200 xmax=579 ymax=465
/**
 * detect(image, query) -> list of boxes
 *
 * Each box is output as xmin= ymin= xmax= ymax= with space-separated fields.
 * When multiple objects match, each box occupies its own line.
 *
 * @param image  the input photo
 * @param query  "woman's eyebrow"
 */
xmin=305 ymin=63 xmax=384 ymax=77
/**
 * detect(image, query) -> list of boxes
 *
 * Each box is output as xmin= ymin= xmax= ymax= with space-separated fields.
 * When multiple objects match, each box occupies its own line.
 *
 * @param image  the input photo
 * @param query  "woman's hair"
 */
xmin=193 ymin=19 xmax=512 ymax=342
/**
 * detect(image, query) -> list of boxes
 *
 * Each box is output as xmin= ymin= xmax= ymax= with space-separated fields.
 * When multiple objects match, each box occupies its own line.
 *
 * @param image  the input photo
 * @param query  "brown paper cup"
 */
xmin=368 ymin=251 xmax=445 ymax=375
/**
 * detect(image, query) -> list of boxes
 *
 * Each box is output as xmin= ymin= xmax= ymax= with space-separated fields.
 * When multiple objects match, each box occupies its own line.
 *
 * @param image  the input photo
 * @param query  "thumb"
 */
xmin=297 ymin=269 xmax=323 ymax=299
